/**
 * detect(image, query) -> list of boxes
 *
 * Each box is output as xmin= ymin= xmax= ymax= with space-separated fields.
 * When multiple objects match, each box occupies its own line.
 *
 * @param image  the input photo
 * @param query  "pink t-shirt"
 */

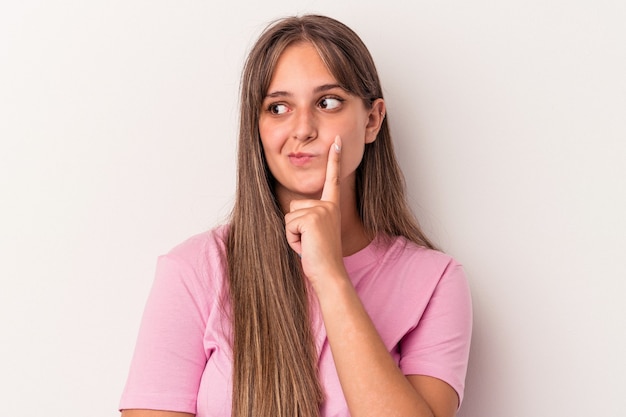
xmin=120 ymin=226 xmax=472 ymax=416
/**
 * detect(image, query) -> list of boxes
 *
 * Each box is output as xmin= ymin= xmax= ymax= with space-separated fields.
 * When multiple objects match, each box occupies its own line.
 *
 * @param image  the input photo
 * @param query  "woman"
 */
xmin=120 ymin=15 xmax=472 ymax=417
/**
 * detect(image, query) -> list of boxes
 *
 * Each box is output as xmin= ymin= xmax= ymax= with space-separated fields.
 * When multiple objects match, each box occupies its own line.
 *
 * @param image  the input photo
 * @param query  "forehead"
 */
xmin=267 ymin=42 xmax=337 ymax=89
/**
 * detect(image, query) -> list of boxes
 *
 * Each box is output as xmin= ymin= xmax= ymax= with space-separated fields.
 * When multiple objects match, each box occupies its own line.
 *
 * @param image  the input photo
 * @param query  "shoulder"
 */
xmin=351 ymin=234 xmax=468 ymax=307
xmin=373 ymin=235 xmax=462 ymax=284
xmin=353 ymin=235 xmax=471 ymax=353
xmin=384 ymin=238 xmax=472 ymax=404
xmin=153 ymin=225 xmax=230 ymax=293
xmin=355 ymin=235 xmax=469 ymax=321
xmin=163 ymin=225 xmax=229 ymax=268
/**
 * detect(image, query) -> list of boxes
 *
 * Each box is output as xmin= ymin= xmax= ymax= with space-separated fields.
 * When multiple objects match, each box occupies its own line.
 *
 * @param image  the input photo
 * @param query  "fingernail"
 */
xmin=334 ymin=136 xmax=341 ymax=153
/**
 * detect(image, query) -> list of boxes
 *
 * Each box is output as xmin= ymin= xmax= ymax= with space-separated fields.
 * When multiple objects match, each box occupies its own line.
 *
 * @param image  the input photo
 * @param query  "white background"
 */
xmin=1 ymin=1 xmax=625 ymax=416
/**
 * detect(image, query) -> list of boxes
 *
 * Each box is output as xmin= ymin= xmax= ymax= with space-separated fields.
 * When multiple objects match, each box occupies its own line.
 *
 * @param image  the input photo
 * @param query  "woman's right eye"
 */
xmin=268 ymin=103 xmax=289 ymax=115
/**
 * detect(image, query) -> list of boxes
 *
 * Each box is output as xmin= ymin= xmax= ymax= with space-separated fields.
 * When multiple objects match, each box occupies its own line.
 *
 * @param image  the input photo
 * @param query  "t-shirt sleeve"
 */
xmin=119 ymin=244 xmax=215 ymax=414
xmin=398 ymin=260 xmax=473 ymax=405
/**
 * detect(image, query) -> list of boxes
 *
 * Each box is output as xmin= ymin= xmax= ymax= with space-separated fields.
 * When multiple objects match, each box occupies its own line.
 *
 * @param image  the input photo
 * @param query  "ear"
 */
xmin=364 ymin=98 xmax=386 ymax=144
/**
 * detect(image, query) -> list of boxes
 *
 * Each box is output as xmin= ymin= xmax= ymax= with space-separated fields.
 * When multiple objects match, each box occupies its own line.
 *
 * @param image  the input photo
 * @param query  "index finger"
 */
xmin=321 ymin=135 xmax=342 ymax=203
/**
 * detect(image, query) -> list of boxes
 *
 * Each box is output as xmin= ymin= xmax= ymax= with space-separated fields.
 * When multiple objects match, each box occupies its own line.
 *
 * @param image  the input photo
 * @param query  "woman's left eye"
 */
xmin=319 ymin=97 xmax=343 ymax=110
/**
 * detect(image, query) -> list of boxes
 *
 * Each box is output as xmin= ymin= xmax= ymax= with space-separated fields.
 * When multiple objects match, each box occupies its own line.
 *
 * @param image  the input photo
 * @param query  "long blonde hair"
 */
xmin=226 ymin=15 xmax=435 ymax=417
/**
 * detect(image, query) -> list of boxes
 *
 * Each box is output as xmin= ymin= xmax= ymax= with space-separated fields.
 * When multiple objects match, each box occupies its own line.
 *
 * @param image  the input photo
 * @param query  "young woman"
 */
xmin=120 ymin=15 xmax=472 ymax=417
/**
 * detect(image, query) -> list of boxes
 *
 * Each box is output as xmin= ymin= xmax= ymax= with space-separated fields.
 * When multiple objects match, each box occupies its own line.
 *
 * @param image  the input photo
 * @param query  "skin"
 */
xmin=122 ymin=42 xmax=458 ymax=417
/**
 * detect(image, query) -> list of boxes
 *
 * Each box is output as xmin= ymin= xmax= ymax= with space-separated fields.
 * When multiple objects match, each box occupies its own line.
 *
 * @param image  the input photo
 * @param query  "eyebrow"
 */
xmin=264 ymin=83 xmax=345 ymax=99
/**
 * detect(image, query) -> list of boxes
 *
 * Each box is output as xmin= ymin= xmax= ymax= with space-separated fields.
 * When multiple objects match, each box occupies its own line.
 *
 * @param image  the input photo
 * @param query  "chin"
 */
xmin=285 ymin=184 xmax=323 ymax=200
xmin=294 ymin=189 xmax=323 ymax=199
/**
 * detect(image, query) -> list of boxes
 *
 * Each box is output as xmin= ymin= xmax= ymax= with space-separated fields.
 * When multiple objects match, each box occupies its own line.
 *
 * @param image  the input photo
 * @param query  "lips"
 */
xmin=288 ymin=152 xmax=317 ymax=167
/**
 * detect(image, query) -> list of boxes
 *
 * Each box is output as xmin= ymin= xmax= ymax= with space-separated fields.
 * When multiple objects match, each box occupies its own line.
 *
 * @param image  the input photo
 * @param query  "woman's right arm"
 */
xmin=121 ymin=410 xmax=194 ymax=417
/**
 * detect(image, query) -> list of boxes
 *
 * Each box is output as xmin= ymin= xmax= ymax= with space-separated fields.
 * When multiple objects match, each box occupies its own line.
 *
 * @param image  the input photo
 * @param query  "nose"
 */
xmin=291 ymin=108 xmax=317 ymax=141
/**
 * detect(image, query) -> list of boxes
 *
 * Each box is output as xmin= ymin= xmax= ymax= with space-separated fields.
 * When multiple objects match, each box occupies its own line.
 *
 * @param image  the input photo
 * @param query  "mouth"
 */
xmin=288 ymin=152 xmax=317 ymax=167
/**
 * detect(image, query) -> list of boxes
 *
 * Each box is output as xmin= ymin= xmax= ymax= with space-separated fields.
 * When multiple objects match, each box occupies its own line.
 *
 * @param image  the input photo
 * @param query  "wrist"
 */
xmin=311 ymin=269 xmax=355 ymax=309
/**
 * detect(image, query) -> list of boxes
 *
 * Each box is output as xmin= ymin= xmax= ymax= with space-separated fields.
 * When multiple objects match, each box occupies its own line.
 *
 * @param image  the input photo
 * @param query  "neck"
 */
xmin=338 ymin=186 xmax=370 ymax=256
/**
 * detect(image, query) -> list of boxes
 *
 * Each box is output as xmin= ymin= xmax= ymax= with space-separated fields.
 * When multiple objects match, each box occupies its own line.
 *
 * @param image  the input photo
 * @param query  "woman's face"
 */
xmin=258 ymin=42 xmax=382 ymax=204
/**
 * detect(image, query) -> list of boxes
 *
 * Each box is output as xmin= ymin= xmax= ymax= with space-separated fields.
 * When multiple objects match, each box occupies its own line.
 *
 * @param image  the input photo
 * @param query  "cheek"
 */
xmin=259 ymin=120 xmax=288 ymax=152
xmin=349 ymin=143 xmax=366 ymax=164
xmin=258 ymin=123 xmax=277 ymax=153
xmin=325 ymin=121 xmax=368 ymax=174
xmin=338 ymin=141 xmax=366 ymax=179
xmin=331 ymin=112 xmax=368 ymax=139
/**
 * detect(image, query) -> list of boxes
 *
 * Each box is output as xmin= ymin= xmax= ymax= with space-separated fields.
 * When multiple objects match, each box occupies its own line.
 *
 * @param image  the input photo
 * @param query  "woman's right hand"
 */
xmin=284 ymin=136 xmax=347 ymax=290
